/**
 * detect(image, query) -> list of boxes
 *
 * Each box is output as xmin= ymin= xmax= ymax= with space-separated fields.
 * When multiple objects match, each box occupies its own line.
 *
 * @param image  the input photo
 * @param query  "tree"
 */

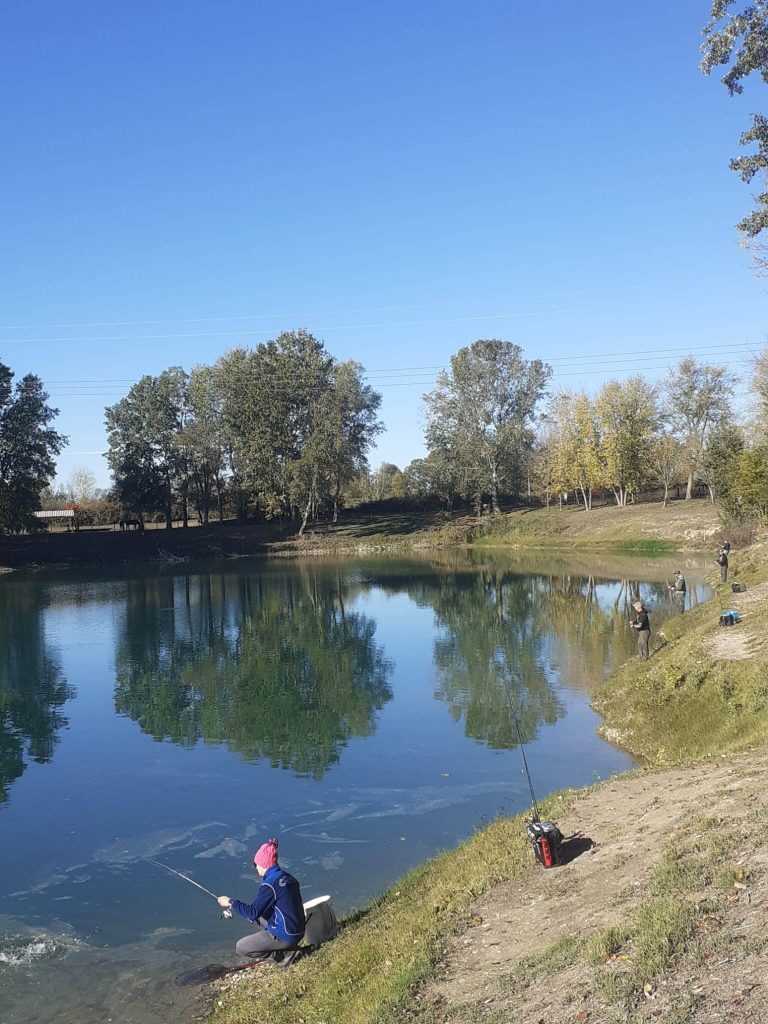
xmin=547 ymin=391 xmax=603 ymax=510
xmin=105 ymin=368 xmax=189 ymax=529
xmin=176 ymin=365 xmax=227 ymax=524
xmin=664 ymin=358 xmax=735 ymax=499
xmin=649 ymin=433 xmax=682 ymax=507
xmin=423 ymin=340 xmax=551 ymax=512
xmin=67 ymin=465 xmax=97 ymax=504
xmin=700 ymin=422 xmax=745 ymax=502
xmin=595 ymin=377 xmax=658 ymax=507
xmin=751 ymin=345 xmax=768 ymax=433
xmin=0 ymin=363 xmax=67 ymax=534
xmin=701 ymin=1 xmax=768 ymax=268
xmin=728 ymin=444 xmax=768 ymax=518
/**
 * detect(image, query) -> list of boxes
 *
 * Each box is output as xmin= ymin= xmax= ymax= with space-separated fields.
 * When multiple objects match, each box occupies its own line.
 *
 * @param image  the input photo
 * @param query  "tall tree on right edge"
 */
xmin=701 ymin=1 xmax=768 ymax=270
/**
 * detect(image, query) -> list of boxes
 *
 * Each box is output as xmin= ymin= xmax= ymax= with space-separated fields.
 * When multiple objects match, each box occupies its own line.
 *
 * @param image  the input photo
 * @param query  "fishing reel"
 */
xmin=221 ymin=906 xmax=233 ymax=920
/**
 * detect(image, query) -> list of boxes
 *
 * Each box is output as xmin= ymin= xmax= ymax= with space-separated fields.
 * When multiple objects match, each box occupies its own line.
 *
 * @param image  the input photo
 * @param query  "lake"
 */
xmin=0 ymin=551 xmax=710 ymax=1024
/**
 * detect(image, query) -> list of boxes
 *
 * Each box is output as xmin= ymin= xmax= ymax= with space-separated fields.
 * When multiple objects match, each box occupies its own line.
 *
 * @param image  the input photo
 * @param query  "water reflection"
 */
xmin=113 ymin=569 xmax=393 ymax=778
xmin=429 ymin=569 xmax=563 ymax=747
xmin=0 ymin=582 xmax=72 ymax=804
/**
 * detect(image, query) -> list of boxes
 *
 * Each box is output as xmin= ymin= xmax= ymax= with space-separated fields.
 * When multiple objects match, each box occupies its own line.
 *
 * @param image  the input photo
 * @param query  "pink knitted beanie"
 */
xmin=253 ymin=837 xmax=279 ymax=869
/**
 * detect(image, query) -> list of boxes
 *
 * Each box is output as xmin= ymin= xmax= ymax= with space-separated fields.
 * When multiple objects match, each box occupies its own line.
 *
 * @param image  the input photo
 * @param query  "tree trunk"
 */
xmin=298 ymin=493 xmax=312 ymax=537
xmin=685 ymin=471 xmax=693 ymax=500
xmin=182 ymin=493 xmax=189 ymax=529
xmin=165 ymin=504 xmax=173 ymax=529
xmin=707 ymin=483 xmax=715 ymax=503
xmin=662 ymin=482 xmax=669 ymax=508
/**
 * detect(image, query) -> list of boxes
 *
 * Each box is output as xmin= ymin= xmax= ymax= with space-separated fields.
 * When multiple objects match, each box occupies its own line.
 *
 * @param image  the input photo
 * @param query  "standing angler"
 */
xmin=716 ymin=548 xmax=729 ymax=583
xmin=218 ymin=838 xmax=306 ymax=958
xmin=629 ymin=600 xmax=651 ymax=660
xmin=668 ymin=570 xmax=687 ymax=608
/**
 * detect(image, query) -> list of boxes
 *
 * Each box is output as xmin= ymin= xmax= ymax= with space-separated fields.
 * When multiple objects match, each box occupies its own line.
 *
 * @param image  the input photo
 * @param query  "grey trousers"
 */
xmin=637 ymin=630 xmax=650 ymax=660
xmin=720 ymin=565 xmax=728 ymax=582
xmin=236 ymin=918 xmax=294 ymax=958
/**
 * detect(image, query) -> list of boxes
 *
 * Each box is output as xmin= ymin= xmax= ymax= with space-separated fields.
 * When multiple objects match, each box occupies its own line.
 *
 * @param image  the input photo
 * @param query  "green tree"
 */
xmin=176 ymin=365 xmax=227 ymax=524
xmin=664 ymin=358 xmax=735 ymax=499
xmin=751 ymin=345 xmax=768 ymax=433
xmin=0 ymin=362 xmax=67 ymax=534
xmin=547 ymin=391 xmax=603 ymax=510
xmin=595 ymin=377 xmax=658 ymax=507
xmin=700 ymin=422 xmax=745 ymax=502
xmin=105 ymin=368 xmax=189 ymax=529
xmin=424 ymin=340 xmax=551 ymax=512
xmin=649 ymin=433 xmax=683 ymax=507
xmin=701 ymin=1 xmax=768 ymax=265
xmin=728 ymin=444 xmax=768 ymax=518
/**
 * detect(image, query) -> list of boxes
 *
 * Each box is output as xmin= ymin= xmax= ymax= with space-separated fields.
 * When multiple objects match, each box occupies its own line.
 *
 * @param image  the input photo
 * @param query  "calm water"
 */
xmin=0 ymin=551 xmax=710 ymax=1024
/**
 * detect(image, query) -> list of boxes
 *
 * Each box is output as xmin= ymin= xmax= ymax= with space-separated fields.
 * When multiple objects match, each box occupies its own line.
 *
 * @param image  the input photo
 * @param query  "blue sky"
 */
xmin=1 ymin=1 xmax=765 ymax=488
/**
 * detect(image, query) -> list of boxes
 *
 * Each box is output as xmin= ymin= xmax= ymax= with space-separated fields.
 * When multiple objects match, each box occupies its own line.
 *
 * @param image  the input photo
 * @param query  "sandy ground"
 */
xmin=421 ymin=754 xmax=768 ymax=1023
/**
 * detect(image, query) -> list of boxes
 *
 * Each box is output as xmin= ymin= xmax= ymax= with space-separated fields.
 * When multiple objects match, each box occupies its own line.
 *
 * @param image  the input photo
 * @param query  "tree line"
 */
xmin=356 ymin=341 xmax=768 ymax=523
xmin=103 ymin=329 xmax=382 ymax=532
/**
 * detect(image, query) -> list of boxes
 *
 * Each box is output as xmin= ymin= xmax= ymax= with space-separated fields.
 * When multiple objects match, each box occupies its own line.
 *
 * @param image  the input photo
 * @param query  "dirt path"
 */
xmin=422 ymin=754 xmax=768 ymax=1023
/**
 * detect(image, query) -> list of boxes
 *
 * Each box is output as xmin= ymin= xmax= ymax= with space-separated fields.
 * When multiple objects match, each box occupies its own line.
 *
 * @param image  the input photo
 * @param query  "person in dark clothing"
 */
xmin=716 ymin=549 xmax=729 ymax=583
xmin=722 ymin=541 xmax=731 ymax=556
xmin=668 ymin=570 xmax=686 ymax=610
xmin=217 ymin=838 xmax=306 ymax=958
xmin=629 ymin=601 xmax=651 ymax=660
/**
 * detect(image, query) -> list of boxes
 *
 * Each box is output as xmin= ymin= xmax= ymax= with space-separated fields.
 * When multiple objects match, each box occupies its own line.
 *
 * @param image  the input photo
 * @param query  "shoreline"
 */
xmin=0 ymin=499 xmax=722 ymax=573
xmin=207 ymin=533 xmax=768 ymax=1024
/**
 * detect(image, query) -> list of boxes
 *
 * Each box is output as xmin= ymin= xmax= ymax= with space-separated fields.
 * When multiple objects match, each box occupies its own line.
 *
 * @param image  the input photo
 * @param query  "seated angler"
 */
xmin=217 ymin=838 xmax=306 ymax=958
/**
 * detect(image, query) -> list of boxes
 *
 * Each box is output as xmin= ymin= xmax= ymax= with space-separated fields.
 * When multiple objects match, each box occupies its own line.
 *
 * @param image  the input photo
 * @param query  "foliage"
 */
xmin=663 ymin=357 xmax=735 ymax=499
xmin=112 ymin=569 xmax=393 ymax=778
xmin=0 ymin=362 xmax=67 ymax=535
xmin=701 ymin=0 xmax=768 ymax=264
xmin=0 ymin=580 xmax=72 ymax=804
xmin=700 ymin=421 xmax=745 ymax=502
xmin=105 ymin=332 xmax=381 ymax=532
xmin=595 ymin=376 xmax=658 ymax=507
xmin=423 ymin=340 xmax=551 ymax=512
xmin=650 ymin=433 xmax=683 ymax=506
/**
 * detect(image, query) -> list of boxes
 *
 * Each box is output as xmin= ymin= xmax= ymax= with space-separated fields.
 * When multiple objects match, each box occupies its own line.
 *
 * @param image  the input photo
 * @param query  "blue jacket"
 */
xmin=231 ymin=866 xmax=306 ymax=944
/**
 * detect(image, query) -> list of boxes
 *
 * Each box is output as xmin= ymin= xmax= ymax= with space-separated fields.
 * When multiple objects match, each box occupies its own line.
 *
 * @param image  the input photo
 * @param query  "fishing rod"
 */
xmin=146 ymin=858 xmax=233 ymax=919
xmin=511 ymin=713 xmax=542 ymax=823
xmin=499 ymin=676 xmax=562 ymax=868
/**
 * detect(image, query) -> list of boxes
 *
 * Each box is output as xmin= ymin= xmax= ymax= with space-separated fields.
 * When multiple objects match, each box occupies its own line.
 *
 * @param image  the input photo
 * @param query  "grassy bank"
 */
xmin=280 ymin=499 xmax=721 ymax=558
xmin=594 ymin=538 xmax=768 ymax=765
xmin=0 ymin=500 xmax=720 ymax=571
xmin=209 ymin=529 xmax=768 ymax=1024
xmin=211 ymin=792 xmax=576 ymax=1024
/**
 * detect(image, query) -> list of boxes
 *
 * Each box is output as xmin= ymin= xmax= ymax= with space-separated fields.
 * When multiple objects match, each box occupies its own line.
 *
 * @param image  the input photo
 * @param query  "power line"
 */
xmin=38 ymin=340 xmax=764 ymax=389
xmin=0 ymin=286 xmax=644 ymax=331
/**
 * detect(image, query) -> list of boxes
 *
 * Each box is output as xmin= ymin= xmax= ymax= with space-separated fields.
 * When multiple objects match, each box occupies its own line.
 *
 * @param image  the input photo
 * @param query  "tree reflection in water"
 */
xmin=0 ymin=581 xmax=71 ymax=804
xmin=427 ymin=569 xmax=564 ymax=747
xmin=113 ymin=568 xmax=392 ymax=779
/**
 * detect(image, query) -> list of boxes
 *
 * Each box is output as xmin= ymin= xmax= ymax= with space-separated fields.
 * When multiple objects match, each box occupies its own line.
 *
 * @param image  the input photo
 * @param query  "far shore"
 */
xmin=0 ymin=499 xmax=723 ymax=573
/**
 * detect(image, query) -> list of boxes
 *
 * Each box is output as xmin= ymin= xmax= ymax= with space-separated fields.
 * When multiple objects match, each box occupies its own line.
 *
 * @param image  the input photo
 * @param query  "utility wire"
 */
xmin=0 ymin=286 xmax=645 ymax=331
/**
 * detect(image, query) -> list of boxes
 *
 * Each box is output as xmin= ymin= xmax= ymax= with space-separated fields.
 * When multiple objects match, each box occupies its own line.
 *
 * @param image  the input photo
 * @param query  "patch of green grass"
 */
xmin=584 ymin=925 xmax=630 ymax=966
xmin=511 ymin=935 xmax=581 ymax=987
xmin=594 ymin=543 xmax=768 ymax=765
xmin=611 ymin=539 xmax=675 ymax=555
xmin=210 ymin=793 xmax=576 ymax=1024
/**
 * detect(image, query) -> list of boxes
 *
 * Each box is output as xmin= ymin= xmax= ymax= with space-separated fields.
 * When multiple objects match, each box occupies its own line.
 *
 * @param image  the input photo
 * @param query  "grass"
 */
xmin=211 ymin=793 xmax=575 ymax=1024
xmin=594 ymin=541 xmax=768 ymax=765
xmin=507 ymin=811 xmax=749 ymax=1017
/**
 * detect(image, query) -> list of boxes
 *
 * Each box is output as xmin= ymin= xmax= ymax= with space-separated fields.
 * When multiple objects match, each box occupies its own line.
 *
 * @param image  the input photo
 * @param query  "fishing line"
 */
xmin=146 ymin=858 xmax=233 ymax=918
